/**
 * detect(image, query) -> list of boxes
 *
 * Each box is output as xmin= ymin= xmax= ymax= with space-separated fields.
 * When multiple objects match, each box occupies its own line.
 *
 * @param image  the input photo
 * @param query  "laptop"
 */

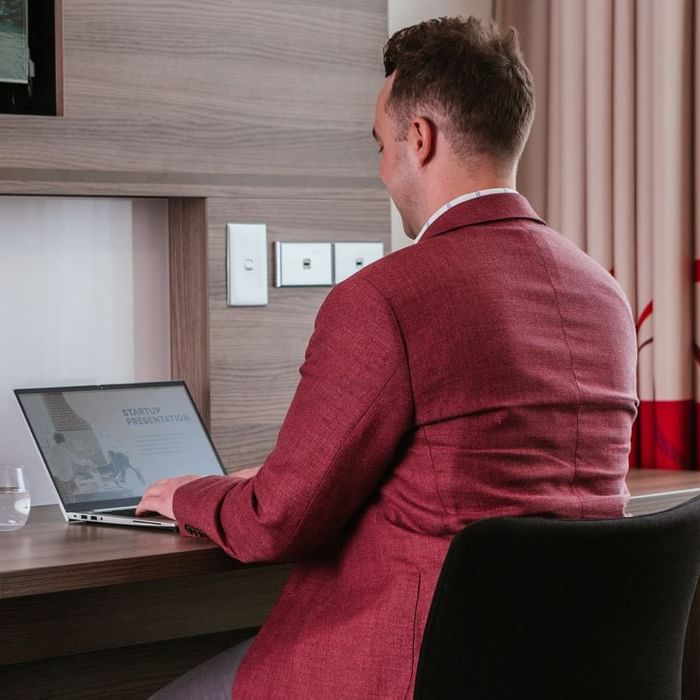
xmin=15 ymin=381 xmax=228 ymax=531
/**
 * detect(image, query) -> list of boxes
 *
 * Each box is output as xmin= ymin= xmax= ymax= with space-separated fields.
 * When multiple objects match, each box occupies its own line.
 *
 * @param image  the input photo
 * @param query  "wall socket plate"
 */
xmin=227 ymin=223 xmax=268 ymax=306
xmin=333 ymin=242 xmax=384 ymax=284
xmin=275 ymin=241 xmax=333 ymax=287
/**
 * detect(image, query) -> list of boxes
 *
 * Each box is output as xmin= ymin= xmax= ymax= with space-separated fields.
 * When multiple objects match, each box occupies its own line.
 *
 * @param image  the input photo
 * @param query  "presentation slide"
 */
xmin=18 ymin=385 xmax=223 ymax=504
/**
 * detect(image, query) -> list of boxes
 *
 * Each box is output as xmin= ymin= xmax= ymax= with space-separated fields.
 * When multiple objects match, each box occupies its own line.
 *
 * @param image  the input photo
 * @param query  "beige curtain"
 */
xmin=495 ymin=0 xmax=697 ymax=470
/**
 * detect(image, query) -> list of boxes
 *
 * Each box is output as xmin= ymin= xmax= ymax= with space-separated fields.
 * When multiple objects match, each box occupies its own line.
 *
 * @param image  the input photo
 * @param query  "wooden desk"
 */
xmin=1 ymin=471 xmax=699 ymax=699
xmin=0 ymin=506 xmax=291 ymax=698
xmin=627 ymin=469 xmax=700 ymax=515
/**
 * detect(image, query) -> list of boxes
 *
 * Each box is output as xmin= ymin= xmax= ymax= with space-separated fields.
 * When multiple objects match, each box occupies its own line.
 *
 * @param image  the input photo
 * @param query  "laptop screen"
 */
xmin=15 ymin=382 xmax=226 ymax=511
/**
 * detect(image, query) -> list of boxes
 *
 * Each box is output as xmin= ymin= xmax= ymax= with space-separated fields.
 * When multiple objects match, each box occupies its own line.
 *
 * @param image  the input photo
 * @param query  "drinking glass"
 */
xmin=0 ymin=465 xmax=31 ymax=531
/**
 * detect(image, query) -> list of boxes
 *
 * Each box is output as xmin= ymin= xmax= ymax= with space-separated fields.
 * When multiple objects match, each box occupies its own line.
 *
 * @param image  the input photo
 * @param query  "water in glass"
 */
xmin=0 ymin=465 xmax=30 ymax=531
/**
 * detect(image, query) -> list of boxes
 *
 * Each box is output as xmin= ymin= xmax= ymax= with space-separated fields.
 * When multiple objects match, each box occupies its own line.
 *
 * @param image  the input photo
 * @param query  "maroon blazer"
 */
xmin=174 ymin=193 xmax=638 ymax=699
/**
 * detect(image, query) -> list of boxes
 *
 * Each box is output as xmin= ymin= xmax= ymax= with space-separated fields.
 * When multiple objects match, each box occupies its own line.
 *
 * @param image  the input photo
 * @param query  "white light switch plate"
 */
xmin=227 ymin=223 xmax=268 ymax=306
xmin=275 ymin=242 xmax=333 ymax=287
xmin=333 ymin=242 xmax=384 ymax=284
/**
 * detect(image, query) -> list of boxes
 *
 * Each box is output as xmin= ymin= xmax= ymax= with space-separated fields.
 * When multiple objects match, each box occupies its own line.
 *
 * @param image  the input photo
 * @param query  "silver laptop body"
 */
xmin=15 ymin=381 xmax=227 ymax=531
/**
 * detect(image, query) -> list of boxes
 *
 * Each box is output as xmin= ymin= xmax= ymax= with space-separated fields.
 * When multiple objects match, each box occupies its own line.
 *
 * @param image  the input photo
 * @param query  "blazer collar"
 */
xmin=418 ymin=193 xmax=545 ymax=243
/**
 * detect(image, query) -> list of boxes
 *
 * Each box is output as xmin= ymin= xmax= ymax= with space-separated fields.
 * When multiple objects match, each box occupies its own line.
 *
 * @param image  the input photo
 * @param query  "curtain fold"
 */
xmin=495 ymin=0 xmax=697 ymax=469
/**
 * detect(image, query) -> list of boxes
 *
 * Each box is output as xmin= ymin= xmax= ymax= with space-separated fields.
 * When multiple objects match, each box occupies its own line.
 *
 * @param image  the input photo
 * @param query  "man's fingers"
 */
xmin=136 ymin=493 xmax=160 ymax=515
xmin=136 ymin=476 xmax=200 ymax=519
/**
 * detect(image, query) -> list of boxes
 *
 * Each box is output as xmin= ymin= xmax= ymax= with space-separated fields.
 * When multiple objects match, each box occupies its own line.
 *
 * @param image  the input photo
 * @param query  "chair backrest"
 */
xmin=414 ymin=496 xmax=700 ymax=700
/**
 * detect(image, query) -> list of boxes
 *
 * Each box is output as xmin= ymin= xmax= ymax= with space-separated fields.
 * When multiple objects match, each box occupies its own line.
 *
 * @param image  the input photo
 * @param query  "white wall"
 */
xmin=387 ymin=0 xmax=494 ymax=251
xmin=0 ymin=197 xmax=170 ymax=504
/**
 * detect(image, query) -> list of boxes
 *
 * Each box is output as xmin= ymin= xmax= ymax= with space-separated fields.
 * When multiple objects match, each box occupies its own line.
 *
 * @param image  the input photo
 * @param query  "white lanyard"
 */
xmin=414 ymin=188 xmax=518 ymax=244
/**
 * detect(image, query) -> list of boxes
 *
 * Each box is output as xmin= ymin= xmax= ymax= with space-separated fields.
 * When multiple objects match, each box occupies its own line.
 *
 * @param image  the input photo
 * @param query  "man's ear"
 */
xmin=408 ymin=116 xmax=436 ymax=167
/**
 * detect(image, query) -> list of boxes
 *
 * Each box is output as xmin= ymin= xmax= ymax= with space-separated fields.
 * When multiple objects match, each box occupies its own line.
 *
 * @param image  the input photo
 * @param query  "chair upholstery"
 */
xmin=415 ymin=496 xmax=700 ymax=700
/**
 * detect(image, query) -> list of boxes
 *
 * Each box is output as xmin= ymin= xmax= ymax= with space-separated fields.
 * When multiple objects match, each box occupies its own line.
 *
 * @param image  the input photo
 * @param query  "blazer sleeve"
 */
xmin=172 ymin=275 xmax=414 ymax=562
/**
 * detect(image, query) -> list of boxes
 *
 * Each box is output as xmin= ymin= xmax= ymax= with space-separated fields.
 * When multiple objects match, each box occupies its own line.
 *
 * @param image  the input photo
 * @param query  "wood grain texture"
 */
xmin=0 ymin=0 xmax=387 ymax=196
xmin=55 ymin=1 xmax=65 ymax=116
xmin=0 ymin=628 xmax=257 ymax=700
xmin=0 ymin=175 xmax=386 ymax=199
xmin=0 ymin=5 xmax=390 ymax=696
xmin=625 ymin=469 xmax=700 ymax=516
xmin=0 ymin=504 xmax=290 ymax=697
xmin=206 ymin=195 xmax=390 ymax=471
xmin=626 ymin=469 xmax=700 ymax=496
xmin=0 ymin=505 xmax=277 ymax=599
xmin=0 ymin=567 xmax=288 ymax=665
xmin=0 ymin=503 xmax=289 ymax=696
xmin=170 ymin=197 xmax=210 ymax=424
xmin=626 ymin=490 xmax=700 ymax=517
xmin=0 ymin=0 xmax=391 ymax=476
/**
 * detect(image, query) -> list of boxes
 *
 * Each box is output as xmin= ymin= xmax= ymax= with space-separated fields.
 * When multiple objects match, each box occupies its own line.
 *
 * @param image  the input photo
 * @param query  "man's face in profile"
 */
xmin=373 ymin=74 xmax=420 ymax=238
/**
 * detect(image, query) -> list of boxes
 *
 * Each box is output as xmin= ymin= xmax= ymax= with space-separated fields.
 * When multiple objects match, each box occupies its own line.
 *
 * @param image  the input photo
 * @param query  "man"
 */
xmin=139 ymin=17 xmax=638 ymax=699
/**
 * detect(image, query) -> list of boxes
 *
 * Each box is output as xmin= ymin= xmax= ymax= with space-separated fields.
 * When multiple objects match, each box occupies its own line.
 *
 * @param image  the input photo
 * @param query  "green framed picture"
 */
xmin=0 ymin=0 xmax=28 ymax=83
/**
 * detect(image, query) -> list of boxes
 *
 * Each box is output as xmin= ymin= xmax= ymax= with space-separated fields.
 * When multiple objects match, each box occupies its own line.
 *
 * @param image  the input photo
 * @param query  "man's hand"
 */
xmin=234 ymin=465 xmax=262 ymax=480
xmin=136 ymin=475 xmax=202 ymax=520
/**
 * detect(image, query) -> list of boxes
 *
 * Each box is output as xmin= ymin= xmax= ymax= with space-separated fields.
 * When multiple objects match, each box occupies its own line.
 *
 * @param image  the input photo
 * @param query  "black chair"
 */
xmin=415 ymin=496 xmax=700 ymax=700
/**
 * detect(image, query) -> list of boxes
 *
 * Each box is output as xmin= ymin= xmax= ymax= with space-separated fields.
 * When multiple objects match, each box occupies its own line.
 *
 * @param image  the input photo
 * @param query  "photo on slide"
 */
xmin=0 ymin=0 xmax=28 ymax=84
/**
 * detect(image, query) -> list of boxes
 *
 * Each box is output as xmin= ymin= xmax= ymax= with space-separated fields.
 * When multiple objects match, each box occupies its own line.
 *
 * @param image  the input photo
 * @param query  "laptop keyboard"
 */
xmin=98 ymin=507 xmax=138 ymax=516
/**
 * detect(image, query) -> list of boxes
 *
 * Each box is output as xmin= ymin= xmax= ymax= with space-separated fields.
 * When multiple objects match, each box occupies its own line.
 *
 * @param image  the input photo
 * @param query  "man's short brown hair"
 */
xmin=383 ymin=16 xmax=535 ymax=165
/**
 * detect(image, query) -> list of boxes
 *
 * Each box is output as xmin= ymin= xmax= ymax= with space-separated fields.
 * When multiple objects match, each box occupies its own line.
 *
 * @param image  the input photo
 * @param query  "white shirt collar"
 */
xmin=413 ymin=188 xmax=519 ymax=244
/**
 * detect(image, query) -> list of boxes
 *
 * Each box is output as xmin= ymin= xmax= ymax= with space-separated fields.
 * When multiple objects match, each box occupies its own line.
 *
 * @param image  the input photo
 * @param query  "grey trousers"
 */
xmin=149 ymin=636 xmax=256 ymax=700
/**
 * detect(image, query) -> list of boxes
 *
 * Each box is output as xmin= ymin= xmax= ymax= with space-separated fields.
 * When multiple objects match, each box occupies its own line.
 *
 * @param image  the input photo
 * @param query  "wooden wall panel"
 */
xmin=55 ymin=1 xmax=65 ymax=115
xmin=1 ymin=3 xmax=389 ymax=696
xmin=169 ymin=197 xmax=210 ymax=423
xmin=0 ymin=0 xmax=387 ymax=197
xmin=206 ymin=195 xmax=389 ymax=470
xmin=1 ymin=0 xmax=389 ymax=459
